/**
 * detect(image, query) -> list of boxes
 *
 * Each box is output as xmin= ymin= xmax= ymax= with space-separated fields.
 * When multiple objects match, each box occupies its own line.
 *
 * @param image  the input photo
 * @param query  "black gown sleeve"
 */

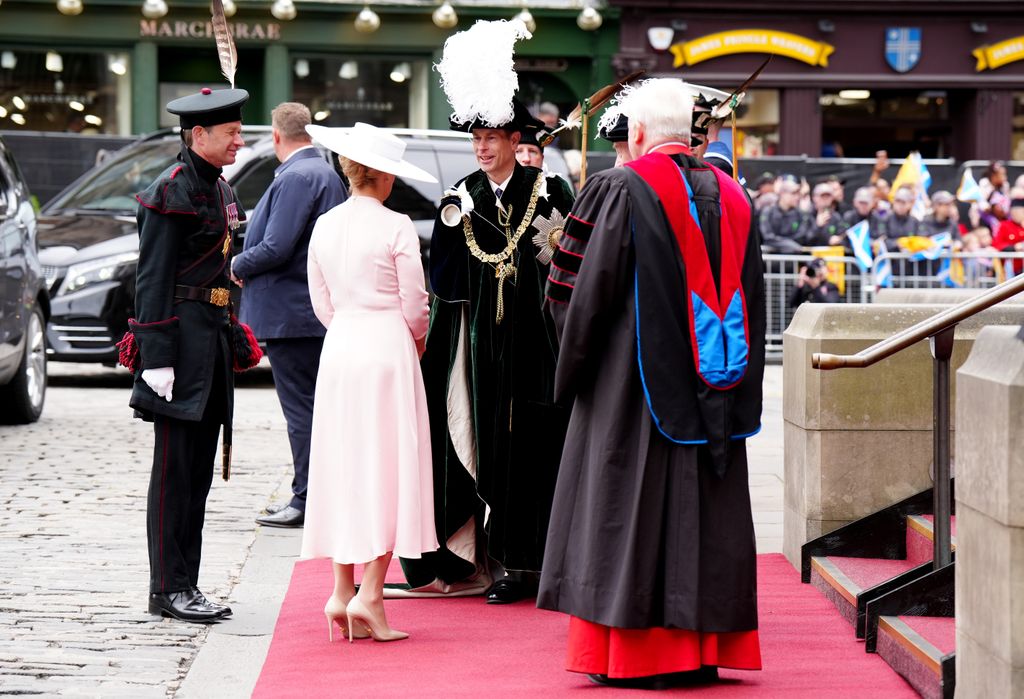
xmin=550 ymin=170 xmax=633 ymax=403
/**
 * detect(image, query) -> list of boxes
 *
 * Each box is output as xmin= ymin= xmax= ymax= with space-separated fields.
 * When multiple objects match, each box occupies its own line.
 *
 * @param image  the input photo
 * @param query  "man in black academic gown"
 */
xmin=127 ymin=87 xmax=249 ymax=623
xmin=539 ymin=78 xmax=765 ymax=687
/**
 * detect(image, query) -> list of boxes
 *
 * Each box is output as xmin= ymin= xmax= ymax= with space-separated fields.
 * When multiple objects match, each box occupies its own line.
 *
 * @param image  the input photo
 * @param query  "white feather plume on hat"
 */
xmin=596 ymin=99 xmax=625 ymax=135
xmin=436 ymin=19 xmax=531 ymax=128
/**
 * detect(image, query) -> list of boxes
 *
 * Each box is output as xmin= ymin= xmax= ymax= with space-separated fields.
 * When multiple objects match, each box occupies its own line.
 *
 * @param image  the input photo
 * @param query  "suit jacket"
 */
xmin=234 ymin=147 xmax=347 ymax=339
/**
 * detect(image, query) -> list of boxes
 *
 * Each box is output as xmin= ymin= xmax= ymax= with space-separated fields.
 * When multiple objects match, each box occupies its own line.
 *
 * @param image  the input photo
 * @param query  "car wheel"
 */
xmin=0 ymin=305 xmax=47 ymax=424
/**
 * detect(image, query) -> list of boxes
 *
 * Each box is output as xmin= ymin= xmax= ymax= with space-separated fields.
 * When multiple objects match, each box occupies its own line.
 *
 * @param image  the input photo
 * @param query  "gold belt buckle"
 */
xmin=209 ymin=288 xmax=230 ymax=307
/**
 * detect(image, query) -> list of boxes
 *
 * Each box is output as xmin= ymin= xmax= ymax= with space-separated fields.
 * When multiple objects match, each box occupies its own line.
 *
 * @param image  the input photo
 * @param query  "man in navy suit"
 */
xmin=230 ymin=102 xmax=347 ymax=527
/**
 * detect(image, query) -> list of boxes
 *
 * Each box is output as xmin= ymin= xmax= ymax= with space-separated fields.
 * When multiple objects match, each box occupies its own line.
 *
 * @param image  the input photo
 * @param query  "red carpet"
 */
xmin=252 ymin=554 xmax=918 ymax=697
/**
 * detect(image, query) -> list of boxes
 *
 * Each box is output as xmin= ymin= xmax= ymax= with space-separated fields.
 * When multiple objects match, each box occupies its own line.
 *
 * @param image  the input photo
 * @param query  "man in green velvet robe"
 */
xmin=398 ymin=99 xmax=575 ymax=604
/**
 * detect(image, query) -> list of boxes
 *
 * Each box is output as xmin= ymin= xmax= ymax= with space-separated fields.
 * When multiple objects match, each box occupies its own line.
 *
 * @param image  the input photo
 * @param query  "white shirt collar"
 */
xmin=281 ymin=144 xmax=316 ymax=164
xmin=488 ymin=172 xmax=514 ymax=211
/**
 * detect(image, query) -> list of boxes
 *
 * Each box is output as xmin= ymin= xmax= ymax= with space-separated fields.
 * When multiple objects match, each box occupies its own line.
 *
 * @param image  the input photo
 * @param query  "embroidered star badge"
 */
xmin=531 ymin=209 xmax=566 ymax=265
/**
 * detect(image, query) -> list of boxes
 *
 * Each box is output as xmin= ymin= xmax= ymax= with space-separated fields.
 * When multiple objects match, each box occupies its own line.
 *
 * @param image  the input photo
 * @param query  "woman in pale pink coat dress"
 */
xmin=299 ymin=123 xmax=438 ymax=642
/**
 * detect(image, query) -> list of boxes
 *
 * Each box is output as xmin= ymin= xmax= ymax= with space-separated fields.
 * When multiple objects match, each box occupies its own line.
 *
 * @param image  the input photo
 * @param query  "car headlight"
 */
xmin=58 ymin=251 xmax=139 ymax=296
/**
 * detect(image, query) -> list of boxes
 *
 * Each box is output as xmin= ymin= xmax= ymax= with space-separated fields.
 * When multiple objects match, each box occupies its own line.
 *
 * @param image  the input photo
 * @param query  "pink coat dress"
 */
xmin=299 ymin=195 xmax=438 ymax=564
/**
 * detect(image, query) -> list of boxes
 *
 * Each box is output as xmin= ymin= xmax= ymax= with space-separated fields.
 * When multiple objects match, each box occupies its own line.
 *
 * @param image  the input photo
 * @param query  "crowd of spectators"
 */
xmin=754 ymin=154 xmax=1024 ymax=261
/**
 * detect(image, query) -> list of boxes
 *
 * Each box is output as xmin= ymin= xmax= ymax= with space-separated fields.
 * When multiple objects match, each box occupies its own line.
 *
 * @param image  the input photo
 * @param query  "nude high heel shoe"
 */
xmin=345 ymin=596 xmax=409 ymax=643
xmin=325 ymin=597 xmax=369 ymax=641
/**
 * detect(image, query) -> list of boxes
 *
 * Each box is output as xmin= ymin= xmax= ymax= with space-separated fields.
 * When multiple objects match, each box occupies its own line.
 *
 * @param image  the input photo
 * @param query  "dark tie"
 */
xmin=495 ymin=187 xmax=503 ymax=200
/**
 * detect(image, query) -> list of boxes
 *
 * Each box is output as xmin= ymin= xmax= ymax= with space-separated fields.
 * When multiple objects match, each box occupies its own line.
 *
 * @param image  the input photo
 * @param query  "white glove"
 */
xmin=142 ymin=367 xmax=175 ymax=402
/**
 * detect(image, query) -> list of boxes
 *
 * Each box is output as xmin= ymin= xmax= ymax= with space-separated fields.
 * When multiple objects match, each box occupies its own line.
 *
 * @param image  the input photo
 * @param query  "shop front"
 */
xmin=612 ymin=1 xmax=1024 ymax=161
xmin=0 ymin=1 xmax=618 ymax=141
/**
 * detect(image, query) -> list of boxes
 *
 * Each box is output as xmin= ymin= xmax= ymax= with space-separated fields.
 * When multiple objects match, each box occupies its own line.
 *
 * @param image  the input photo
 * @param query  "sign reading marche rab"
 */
xmin=974 ymin=35 xmax=1024 ymax=71
xmin=670 ymin=29 xmax=834 ymax=68
xmin=884 ymin=27 xmax=921 ymax=73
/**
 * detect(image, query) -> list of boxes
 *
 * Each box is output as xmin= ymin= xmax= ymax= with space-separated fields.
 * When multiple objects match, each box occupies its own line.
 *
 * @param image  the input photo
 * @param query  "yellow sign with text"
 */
xmin=973 ymin=36 xmax=1024 ymax=71
xmin=670 ymin=29 xmax=834 ymax=68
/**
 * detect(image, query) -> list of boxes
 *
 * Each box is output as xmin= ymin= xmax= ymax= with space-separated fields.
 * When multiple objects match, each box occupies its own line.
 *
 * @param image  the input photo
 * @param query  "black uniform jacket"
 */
xmin=129 ymin=144 xmax=244 ymax=423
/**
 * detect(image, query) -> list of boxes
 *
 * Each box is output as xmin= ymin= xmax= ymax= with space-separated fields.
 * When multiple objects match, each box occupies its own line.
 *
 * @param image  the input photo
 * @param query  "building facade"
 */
xmin=612 ymin=0 xmax=1024 ymax=160
xmin=0 ymin=0 xmax=618 ymax=142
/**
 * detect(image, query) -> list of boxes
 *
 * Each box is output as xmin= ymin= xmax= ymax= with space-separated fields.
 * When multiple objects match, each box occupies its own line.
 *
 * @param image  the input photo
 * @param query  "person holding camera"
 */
xmin=788 ymin=258 xmax=840 ymax=308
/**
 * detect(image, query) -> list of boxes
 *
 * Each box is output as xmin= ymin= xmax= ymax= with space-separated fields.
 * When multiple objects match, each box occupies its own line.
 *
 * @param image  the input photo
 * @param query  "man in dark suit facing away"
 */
xmin=230 ymin=102 xmax=347 ymax=527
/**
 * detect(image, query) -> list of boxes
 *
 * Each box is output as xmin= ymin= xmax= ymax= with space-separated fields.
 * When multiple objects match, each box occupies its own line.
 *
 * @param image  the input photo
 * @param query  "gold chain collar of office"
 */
xmin=462 ymin=171 xmax=544 ymax=324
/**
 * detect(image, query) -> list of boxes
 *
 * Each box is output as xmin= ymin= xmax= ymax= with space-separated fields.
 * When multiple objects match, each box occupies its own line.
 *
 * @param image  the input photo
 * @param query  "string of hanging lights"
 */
xmin=45 ymin=1 xmax=605 ymax=34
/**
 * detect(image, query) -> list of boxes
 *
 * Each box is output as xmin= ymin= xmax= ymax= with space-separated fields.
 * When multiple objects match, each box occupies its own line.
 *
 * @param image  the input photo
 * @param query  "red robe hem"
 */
xmin=566 ymin=616 xmax=762 ymax=679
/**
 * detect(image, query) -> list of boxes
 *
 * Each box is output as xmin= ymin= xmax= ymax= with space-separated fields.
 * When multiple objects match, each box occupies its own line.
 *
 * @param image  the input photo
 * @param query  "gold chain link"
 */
xmin=462 ymin=173 xmax=544 ymax=324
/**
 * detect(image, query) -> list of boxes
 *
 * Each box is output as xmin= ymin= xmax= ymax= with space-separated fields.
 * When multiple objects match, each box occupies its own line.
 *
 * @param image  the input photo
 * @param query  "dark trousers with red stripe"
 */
xmin=146 ymin=364 xmax=226 ymax=594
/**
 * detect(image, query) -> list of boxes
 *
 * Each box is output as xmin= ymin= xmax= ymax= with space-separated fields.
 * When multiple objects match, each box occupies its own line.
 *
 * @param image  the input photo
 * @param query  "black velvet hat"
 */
xmin=167 ymin=87 xmax=249 ymax=129
xmin=449 ymin=97 xmax=543 ymax=137
xmin=598 ymin=112 xmax=629 ymax=143
xmin=518 ymin=123 xmax=551 ymax=149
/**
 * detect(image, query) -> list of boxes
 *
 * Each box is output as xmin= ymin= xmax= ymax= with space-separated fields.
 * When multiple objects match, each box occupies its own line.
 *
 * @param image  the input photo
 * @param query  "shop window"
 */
xmin=1013 ymin=93 xmax=1024 ymax=161
xmin=735 ymin=89 xmax=779 ymax=157
xmin=821 ymin=90 xmax=950 ymax=158
xmin=0 ymin=49 xmax=130 ymax=134
xmin=292 ymin=55 xmax=428 ymax=129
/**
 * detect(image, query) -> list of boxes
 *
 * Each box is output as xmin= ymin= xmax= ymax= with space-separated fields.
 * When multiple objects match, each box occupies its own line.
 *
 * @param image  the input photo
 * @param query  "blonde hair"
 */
xmin=339 ymin=156 xmax=379 ymax=189
xmin=271 ymin=102 xmax=311 ymax=142
xmin=619 ymin=78 xmax=694 ymax=144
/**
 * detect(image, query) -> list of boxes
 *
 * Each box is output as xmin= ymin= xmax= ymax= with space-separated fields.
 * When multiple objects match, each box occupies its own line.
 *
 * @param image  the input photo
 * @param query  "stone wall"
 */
xmin=954 ymin=325 xmax=1024 ymax=698
xmin=782 ymin=303 xmax=1024 ymax=567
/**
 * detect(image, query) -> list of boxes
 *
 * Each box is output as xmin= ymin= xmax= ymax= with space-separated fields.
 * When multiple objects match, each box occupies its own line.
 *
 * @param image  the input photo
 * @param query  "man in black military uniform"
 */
xmin=129 ymin=87 xmax=248 ymax=623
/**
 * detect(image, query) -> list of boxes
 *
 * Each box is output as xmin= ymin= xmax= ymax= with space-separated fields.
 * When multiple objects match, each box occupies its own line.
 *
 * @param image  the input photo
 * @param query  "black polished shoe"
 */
xmin=191 ymin=587 xmax=232 ymax=617
xmin=486 ymin=578 xmax=529 ymax=604
xmin=587 ymin=666 xmax=718 ymax=690
xmin=263 ymin=500 xmax=291 ymax=516
xmin=148 ymin=589 xmax=225 ymax=623
xmin=255 ymin=506 xmax=304 ymax=528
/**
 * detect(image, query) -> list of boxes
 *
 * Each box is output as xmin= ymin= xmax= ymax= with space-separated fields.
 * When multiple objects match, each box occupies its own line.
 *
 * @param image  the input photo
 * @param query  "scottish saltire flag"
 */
xmin=913 ymin=156 xmax=932 ymax=220
xmin=938 ymin=256 xmax=965 ymax=287
xmin=846 ymin=219 xmax=874 ymax=269
xmin=874 ymin=254 xmax=893 ymax=288
xmin=957 ymin=168 xmax=983 ymax=203
xmin=911 ymin=232 xmax=952 ymax=261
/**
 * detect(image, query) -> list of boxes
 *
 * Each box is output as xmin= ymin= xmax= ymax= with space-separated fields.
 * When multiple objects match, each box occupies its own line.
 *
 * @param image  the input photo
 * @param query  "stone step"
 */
xmin=810 ymin=555 xmax=924 ymax=628
xmin=876 ymin=615 xmax=955 ymax=699
xmin=906 ymin=515 xmax=957 ymax=566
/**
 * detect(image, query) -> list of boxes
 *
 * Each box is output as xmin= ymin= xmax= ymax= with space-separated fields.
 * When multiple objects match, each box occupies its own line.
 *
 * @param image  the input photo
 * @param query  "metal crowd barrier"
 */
xmin=762 ymin=250 xmax=1024 ymax=357
xmin=875 ymin=250 xmax=1024 ymax=290
xmin=762 ymin=253 xmax=871 ymax=357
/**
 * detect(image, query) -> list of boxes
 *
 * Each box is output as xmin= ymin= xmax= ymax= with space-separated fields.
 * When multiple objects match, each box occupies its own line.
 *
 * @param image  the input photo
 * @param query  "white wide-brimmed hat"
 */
xmin=305 ymin=122 xmax=437 ymax=184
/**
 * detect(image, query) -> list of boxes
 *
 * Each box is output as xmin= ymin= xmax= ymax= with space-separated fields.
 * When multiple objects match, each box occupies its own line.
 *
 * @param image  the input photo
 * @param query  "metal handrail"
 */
xmin=810 ymin=269 xmax=1024 ymax=571
xmin=813 ymin=271 xmax=1024 ymax=370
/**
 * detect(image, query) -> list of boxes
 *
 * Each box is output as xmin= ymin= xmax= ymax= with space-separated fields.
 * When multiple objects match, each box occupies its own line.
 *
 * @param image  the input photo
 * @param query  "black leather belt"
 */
xmin=175 ymin=284 xmax=230 ymax=307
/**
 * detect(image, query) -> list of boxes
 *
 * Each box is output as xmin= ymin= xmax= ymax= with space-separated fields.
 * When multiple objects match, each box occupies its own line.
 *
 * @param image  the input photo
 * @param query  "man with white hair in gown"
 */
xmin=538 ymin=78 xmax=766 ymax=689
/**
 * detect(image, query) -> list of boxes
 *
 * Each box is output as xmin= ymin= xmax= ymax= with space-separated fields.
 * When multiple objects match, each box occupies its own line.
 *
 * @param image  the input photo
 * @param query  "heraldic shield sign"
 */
xmin=885 ymin=27 xmax=921 ymax=73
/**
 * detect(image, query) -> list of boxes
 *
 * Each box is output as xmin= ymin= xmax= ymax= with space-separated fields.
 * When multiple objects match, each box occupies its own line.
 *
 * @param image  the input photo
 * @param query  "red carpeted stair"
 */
xmin=876 ymin=616 xmax=955 ymax=699
xmin=251 ymin=554 xmax=918 ymax=698
xmin=808 ymin=511 xmax=957 ymax=699
xmin=809 ymin=514 xmax=957 ymax=630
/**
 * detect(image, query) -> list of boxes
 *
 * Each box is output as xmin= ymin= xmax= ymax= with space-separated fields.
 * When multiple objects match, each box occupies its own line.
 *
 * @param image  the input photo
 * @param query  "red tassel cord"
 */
xmin=116 ymin=332 xmax=139 ymax=373
xmin=230 ymin=314 xmax=263 ymax=372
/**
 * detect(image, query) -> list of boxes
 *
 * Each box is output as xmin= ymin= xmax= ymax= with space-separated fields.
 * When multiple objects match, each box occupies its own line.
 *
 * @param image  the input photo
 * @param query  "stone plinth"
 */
xmin=954 ymin=325 xmax=1024 ymax=698
xmin=782 ymin=304 xmax=1024 ymax=568
xmin=874 ymin=288 xmax=1024 ymax=305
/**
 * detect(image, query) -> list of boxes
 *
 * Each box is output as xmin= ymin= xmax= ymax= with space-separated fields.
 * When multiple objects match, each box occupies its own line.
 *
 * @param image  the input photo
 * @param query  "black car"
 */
xmin=0 ymin=135 xmax=48 ymax=423
xmin=37 ymin=127 xmax=572 ymax=364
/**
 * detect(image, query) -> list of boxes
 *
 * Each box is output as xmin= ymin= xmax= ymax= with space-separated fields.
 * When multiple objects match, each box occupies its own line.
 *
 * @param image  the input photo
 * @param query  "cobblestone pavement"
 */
xmin=0 ymin=362 xmax=292 ymax=697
